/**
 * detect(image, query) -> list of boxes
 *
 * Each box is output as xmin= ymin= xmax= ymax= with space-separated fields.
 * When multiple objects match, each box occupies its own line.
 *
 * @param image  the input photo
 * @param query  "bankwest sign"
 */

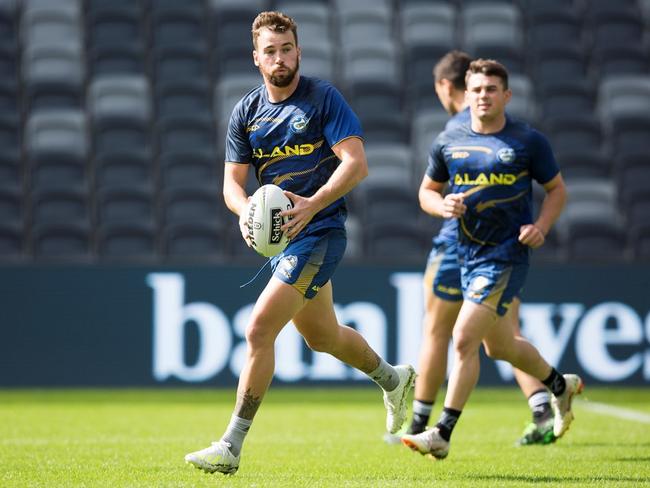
xmin=148 ymin=270 xmax=650 ymax=385
xmin=1 ymin=265 xmax=648 ymax=386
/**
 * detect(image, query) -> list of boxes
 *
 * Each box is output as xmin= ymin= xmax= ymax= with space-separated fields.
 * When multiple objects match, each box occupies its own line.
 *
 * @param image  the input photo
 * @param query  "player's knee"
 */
xmin=245 ymin=322 xmax=276 ymax=350
xmin=452 ymin=334 xmax=478 ymax=359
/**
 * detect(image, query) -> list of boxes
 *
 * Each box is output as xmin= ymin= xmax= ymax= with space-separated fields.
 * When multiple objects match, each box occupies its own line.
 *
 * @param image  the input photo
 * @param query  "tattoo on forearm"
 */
xmin=235 ymin=388 xmax=262 ymax=420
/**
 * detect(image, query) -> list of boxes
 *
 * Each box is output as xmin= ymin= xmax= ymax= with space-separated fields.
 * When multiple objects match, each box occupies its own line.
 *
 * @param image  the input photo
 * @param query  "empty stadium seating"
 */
xmin=0 ymin=0 xmax=647 ymax=263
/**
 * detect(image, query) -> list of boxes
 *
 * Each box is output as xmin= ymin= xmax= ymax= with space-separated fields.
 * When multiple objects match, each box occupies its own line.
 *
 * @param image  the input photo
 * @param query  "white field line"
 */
xmin=577 ymin=399 xmax=650 ymax=424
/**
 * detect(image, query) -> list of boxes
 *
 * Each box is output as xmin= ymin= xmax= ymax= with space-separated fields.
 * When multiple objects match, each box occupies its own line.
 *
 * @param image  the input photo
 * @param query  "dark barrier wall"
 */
xmin=1 ymin=263 xmax=649 ymax=386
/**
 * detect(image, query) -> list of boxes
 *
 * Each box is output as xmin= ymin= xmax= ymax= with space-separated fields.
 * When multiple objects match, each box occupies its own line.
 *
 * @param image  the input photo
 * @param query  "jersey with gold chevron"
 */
xmin=225 ymin=76 xmax=363 ymax=235
xmin=426 ymin=116 xmax=560 ymax=265
xmin=430 ymin=107 xmax=470 ymax=247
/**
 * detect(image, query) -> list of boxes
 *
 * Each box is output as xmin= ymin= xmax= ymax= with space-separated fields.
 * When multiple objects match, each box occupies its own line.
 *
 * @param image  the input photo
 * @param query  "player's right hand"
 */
xmin=441 ymin=193 xmax=466 ymax=218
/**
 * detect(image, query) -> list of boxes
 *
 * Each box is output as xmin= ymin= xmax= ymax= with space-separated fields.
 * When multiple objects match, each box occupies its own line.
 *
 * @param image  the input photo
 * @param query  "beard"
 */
xmin=266 ymin=59 xmax=299 ymax=87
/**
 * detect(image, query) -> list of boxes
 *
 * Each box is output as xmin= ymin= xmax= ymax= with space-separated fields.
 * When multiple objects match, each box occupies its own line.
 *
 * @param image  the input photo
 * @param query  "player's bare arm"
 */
xmin=419 ymin=175 xmax=466 ymax=219
xmin=519 ymin=173 xmax=567 ymax=248
xmin=281 ymin=136 xmax=368 ymax=239
xmin=223 ymin=161 xmax=252 ymax=244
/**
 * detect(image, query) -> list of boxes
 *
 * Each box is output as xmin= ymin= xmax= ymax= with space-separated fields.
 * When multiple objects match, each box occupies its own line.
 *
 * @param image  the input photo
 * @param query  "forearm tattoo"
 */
xmin=235 ymin=388 xmax=262 ymax=420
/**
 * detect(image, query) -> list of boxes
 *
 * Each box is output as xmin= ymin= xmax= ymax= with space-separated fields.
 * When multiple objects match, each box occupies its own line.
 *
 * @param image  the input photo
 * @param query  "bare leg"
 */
xmin=482 ymin=307 xmax=552 ymax=381
xmin=292 ymin=281 xmax=380 ymax=373
xmin=415 ymin=293 xmax=461 ymax=402
xmin=508 ymin=299 xmax=549 ymax=397
xmin=444 ymin=301 xmax=496 ymax=410
xmin=235 ymin=277 xmax=306 ymax=420
xmin=184 ymin=277 xmax=311 ymax=471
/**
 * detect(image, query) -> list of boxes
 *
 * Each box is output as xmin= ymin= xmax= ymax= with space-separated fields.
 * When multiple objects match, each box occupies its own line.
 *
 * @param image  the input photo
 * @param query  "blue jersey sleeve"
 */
xmin=425 ymin=136 xmax=450 ymax=183
xmin=529 ymin=129 xmax=560 ymax=184
xmin=321 ymin=85 xmax=363 ymax=147
xmin=224 ymin=98 xmax=253 ymax=164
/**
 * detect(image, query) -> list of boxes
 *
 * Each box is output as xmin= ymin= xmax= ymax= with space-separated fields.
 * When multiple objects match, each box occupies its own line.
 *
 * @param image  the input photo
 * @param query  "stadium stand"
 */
xmin=0 ymin=0 xmax=647 ymax=264
xmin=365 ymin=221 xmax=431 ymax=260
xmin=96 ymin=219 xmax=158 ymax=260
xmin=94 ymin=150 xmax=152 ymax=190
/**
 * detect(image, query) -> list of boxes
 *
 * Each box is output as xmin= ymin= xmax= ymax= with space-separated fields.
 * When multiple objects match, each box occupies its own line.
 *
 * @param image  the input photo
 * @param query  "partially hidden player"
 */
xmin=401 ymin=59 xmax=583 ymax=460
xmin=389 ymin=51 xmax=559 ymax=448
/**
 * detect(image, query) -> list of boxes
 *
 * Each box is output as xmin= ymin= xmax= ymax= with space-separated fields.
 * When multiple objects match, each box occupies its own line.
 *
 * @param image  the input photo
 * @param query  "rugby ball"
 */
xmin=246 ymin=184 xmax=293 ymax=257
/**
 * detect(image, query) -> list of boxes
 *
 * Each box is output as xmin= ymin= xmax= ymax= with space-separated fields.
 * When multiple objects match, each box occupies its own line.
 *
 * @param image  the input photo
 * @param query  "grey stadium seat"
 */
xmin=31 ymin=186 xmax=89 ymax=223
xmin=97 ymin=220 xmax=158 ymax=261
xmin=22 ymin=41 xmax=84 ymax=111
xmin=30 ymin=150 xmax=87 ymax=190
xmin=156 ymin=79 xmax=212 ymax=120
xmin=163 ymin=221 xmax=227 ymax=261
xmin=87 ymin=74 xmax=152 ymax=123
xmin=94 ymin=150 xmax=152 ymax=190
xmin=298 ymin=41 xmax=335 ymax=81
xmin=31 ymin=220 xmax=92 ymax=261
xmin=461 ymin=3 xmax=523 ymax=53
xmin=25 ymin=109 xmax=88 ymax=159
xmin=20 ymin=3 xmax=81 ymax=47
xmin=341 ymin=42 xmax=400 ymax=86
xmin=339 ymin=8 xmax=392 ymax=47
xmin=96 ymin=184 xmax=155 ymax=226
xmin=159 ymin=149 xmax=219 ymax=189
xmin=400 ymin=2 xmax=457 ymax=48
xmin=86 ymin=7 xmax=144 ymax=49
xmin=276 ymin=3 xmax=332 ymax=43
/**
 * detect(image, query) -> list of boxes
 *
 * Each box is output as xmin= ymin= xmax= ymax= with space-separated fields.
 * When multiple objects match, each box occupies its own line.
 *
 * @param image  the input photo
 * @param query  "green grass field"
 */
xmin=2 ymin=387 xmax=649 ymax=487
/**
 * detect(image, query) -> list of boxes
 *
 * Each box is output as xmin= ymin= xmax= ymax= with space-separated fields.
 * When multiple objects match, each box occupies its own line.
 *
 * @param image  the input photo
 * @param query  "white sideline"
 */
xmin=577 ymin=399 xmax=650 ymax=424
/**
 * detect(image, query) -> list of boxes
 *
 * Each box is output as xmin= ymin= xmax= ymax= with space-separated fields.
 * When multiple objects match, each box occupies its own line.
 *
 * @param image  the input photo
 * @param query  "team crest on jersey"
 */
xmin=277 ymin=255 xmax=298 ymax=279
xmin=289 ymin=113 xmax=309 ymax=134
xmin=496 ymin=147 xmax=516 ymax=163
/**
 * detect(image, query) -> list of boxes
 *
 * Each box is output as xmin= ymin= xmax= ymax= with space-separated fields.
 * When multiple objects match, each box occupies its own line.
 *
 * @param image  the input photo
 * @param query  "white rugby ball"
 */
xmin=246 ymin=184 xmax=293 ymax=257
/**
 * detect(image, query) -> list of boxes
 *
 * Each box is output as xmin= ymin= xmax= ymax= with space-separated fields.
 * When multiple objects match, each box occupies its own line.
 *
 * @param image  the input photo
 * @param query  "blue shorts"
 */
xmin=424 ymin=241 xmax=463 ymax=301
xmin=270 ymin=228 xmax=346 ymax=299
xmin=460 ymin=261 xmax=528 ymax=316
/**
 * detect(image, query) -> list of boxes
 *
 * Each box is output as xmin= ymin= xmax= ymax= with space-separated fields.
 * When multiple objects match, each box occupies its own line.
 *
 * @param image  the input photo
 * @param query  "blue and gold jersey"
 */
xmin=225 ymin=76 xmax=363 ymax=235
xmin=431 ymin=108 xmax=470 ymax=247
xmin=426 ymin=116 xmax=559 ymax=265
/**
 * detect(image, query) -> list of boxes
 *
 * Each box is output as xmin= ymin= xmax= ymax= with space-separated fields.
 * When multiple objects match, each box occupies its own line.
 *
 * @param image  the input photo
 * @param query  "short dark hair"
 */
xmin=251 ymin=11 xmax=298 ymax=49
xmin=465 ymin=58 xmax=509 ymax=90
xmin=433 ymin=50 xmax=473 ymax=90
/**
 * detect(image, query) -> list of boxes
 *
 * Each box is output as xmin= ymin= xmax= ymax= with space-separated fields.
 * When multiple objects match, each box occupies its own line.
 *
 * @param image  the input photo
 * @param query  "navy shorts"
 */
xmin=270 ymin=228 xmax=346 ymax=299
xmin=460 ymin=261 xmax=528 ymax=316
xmin=424 ymin=241 xmax=463 ymax=302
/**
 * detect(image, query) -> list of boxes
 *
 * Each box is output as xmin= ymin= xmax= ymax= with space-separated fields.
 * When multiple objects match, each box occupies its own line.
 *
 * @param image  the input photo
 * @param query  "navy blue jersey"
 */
xmin=225 ymin=76 xmax=363 ymax=234
xmin=431 ymin=108 xmax=470 ymax=246
xmin=444 ymin=107 xmax=470 ymax=131
xmin=426 ymin=116 xmax=560 ymax=265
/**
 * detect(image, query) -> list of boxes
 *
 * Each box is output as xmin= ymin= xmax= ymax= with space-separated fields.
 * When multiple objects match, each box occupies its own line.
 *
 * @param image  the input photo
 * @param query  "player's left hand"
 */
xmin=238 ymin=196 xmax=253 ymax=247
xmin=280 ymin=191 xmax=317 ymax=240
xmin=518 ymin=224 xmax=545 ymax=248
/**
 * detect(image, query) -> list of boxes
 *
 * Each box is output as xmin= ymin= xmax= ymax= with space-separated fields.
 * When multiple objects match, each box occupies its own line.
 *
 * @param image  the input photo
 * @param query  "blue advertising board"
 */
xmin=1 ymin=263 xmax=648 ymax=386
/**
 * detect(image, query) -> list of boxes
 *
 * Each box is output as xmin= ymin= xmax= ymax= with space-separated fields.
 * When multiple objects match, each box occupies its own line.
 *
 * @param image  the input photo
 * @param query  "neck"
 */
xmin=450 ymin=93 xmax=467 ymax=115
xmin=265 ymin=74 xmax=300 ymax=103
xmin=471 ymin=113 xmax=506 ymax=134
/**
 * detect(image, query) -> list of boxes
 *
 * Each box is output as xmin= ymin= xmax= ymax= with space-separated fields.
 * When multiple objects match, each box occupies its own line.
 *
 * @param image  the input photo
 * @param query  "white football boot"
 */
xmin=401 ymin=427 xmax=450 ymax=459
xmin=184 ymin=440 xmax=240 ymax=475
xmin=383 ymin=364 xmax=417 ymax=434
xmin=552 ymin=373 xmax=584 ymax=438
